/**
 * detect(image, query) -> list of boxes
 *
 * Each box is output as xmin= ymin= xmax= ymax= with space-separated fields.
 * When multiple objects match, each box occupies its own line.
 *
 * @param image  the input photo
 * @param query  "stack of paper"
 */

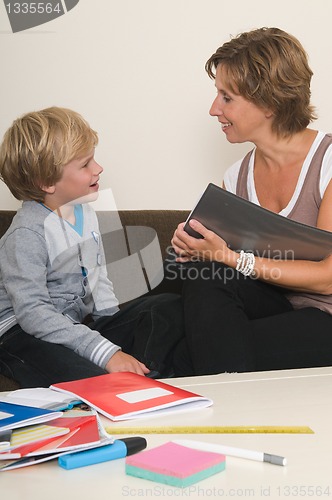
xmin=0 ymin=403 xmax=113 ymax=471
xmin=0 ymin=387 xmax=82 ymax=411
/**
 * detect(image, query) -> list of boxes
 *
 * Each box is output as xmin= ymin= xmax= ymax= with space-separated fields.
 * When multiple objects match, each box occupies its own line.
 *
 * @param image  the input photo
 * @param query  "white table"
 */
xmin=3 ymin=367 xmax=332 ymax=499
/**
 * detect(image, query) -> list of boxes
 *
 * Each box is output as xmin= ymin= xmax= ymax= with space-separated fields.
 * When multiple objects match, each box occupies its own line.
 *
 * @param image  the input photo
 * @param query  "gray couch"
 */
xmin=0 ymin=209 xmax=189 ymax=391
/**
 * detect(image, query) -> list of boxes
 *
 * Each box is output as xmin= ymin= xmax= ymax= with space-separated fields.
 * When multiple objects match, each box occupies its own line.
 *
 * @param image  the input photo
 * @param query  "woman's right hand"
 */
xmin=171 ymin=220 xmax=233 ymax=264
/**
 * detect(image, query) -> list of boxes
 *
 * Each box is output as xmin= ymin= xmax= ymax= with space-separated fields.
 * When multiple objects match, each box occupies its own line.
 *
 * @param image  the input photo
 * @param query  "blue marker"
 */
xmin=58 ymin=437 xmax=147 ymax=470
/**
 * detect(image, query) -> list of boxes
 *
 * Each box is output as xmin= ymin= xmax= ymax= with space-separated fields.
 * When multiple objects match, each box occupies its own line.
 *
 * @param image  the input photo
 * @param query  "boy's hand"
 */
xmin=105 ymin=351 xmax=150 ymax=376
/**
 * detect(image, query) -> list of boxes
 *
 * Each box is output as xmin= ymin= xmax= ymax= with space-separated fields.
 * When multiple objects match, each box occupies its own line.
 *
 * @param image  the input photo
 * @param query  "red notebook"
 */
xmin=28 ymin=415 xmax=101 ymax=455
xmin=0 ymin=414 xmax=101 ymax=459
xmin=50 ymin=372 xmax=213 ymax=421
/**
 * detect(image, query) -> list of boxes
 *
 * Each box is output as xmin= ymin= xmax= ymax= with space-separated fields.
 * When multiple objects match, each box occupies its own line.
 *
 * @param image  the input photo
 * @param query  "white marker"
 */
xmin=172 ymin=439 xmax=287 ymax=466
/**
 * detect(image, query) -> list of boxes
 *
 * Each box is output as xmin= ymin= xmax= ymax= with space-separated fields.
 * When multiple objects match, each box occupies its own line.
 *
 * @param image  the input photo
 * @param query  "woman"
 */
xmin=172 ymin=27 xmax=332 ymax=375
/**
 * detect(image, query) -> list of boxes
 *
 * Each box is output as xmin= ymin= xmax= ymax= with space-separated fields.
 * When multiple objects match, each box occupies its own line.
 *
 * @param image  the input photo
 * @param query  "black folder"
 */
xmin=184 ymin=183 xmax=332 ymax=261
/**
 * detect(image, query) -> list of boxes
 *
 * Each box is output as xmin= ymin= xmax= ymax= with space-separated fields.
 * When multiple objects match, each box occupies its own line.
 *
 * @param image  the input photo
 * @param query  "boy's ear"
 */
xmin=41 ymin=184 xmax=56 ymax=194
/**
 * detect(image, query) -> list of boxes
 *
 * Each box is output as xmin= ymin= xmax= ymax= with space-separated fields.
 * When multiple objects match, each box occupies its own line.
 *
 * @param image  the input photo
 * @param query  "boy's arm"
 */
xmin=1 ymin=228 xmax=120 ymax=370
xmin=89 ymin=240 xmax=120 ymax=318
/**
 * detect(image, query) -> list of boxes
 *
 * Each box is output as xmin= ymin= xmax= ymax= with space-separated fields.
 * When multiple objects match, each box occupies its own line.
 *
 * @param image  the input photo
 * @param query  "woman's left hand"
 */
xmin=171 ymin=219 xmax=233 ymax=263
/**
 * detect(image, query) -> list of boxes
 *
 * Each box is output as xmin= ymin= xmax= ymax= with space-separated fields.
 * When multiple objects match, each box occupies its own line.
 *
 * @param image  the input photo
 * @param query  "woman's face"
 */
xmin=209 ymin=64 xmax=273 ymax=144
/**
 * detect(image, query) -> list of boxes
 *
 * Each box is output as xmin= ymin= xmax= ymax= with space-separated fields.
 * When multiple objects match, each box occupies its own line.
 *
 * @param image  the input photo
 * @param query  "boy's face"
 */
xmin=45 ymin=149 xmax=103 ymax=208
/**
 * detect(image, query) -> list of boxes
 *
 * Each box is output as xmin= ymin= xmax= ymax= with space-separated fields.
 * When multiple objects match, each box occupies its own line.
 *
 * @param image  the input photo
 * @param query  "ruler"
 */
xmin=105 ymin=425 xmax=314 ymax=435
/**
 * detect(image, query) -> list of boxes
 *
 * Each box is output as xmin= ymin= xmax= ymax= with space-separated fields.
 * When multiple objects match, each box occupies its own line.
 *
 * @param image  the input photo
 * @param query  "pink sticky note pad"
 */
xmin=125 ymin=441 xmax=226 ymax=488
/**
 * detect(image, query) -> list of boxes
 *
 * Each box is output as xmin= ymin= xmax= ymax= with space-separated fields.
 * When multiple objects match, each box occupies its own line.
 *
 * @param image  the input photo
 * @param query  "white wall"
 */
xmin=1 ymin=0 xmax=332 ymax=210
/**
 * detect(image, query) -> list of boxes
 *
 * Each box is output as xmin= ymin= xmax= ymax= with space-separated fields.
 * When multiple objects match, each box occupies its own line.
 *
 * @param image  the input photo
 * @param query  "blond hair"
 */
xmin=205 ymin=27 xmax=316 ymax=136
xmin=0 ymin=107 xmax=98 ymax=201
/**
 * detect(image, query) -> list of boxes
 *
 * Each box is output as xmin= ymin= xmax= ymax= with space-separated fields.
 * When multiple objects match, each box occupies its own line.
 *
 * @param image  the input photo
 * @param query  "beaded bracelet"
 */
xmin=236 ymin=250 xmax=256 ymax=277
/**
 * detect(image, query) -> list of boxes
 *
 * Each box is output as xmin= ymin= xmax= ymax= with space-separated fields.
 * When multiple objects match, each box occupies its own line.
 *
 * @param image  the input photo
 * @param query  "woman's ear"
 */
xmin=264 ymin=108 xmax=274 ymax=119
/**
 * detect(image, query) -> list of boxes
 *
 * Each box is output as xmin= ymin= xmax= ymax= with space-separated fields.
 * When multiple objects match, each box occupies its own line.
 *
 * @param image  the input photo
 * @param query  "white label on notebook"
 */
xmin=116 ymin=387 xmax=173 ymax=404
xmin=0 ymin=411 xmax=13 ymax=420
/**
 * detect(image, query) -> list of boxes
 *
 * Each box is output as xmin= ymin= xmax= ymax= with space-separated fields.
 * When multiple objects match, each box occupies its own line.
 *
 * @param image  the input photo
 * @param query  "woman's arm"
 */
xmin=171 ymin=180 xmax=332 ymax=295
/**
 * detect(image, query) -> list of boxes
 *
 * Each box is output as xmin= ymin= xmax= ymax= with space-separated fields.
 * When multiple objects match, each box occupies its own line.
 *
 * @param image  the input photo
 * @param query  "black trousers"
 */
xmin=178 ymin=261 xmax=332 ymax=375
xmin=0 ymin=293 xmax=190 ymax=387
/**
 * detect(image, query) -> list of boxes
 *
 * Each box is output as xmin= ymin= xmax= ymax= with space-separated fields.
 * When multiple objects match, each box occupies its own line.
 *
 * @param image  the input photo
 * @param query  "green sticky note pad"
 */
xmin=125 ymin=441 xmax=226 ymax=488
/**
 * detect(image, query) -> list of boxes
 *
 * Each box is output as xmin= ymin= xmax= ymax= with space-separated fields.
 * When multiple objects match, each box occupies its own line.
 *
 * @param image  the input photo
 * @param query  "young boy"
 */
xmin=0 ymin=107 xmax=188 ymax=387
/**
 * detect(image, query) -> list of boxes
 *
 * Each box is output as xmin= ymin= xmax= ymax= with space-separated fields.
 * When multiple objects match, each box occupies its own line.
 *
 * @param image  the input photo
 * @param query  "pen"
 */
xmin=172 ymin=439 xmax=287 ymax=466
xmin=58 ymin=437 xmax=147 ymax=470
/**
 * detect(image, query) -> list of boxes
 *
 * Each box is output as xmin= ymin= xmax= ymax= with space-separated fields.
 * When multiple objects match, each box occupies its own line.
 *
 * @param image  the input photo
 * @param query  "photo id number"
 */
xmin=5 ymin=3 xmax=62 ymax=15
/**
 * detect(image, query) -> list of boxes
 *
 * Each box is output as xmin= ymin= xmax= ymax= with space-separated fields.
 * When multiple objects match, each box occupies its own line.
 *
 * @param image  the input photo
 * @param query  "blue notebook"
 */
xmin=0 ymin=401 xmax=62 ymax=432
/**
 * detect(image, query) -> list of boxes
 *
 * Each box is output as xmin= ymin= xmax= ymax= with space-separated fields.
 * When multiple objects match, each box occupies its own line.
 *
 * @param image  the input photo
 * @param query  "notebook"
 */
xmin=184 ymin=183 xmax=332 ymax=261
xmin=0 ymin=401 xmax=62 ymax=432
xmin=50 ymin=372 xmax=213 ymax=421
